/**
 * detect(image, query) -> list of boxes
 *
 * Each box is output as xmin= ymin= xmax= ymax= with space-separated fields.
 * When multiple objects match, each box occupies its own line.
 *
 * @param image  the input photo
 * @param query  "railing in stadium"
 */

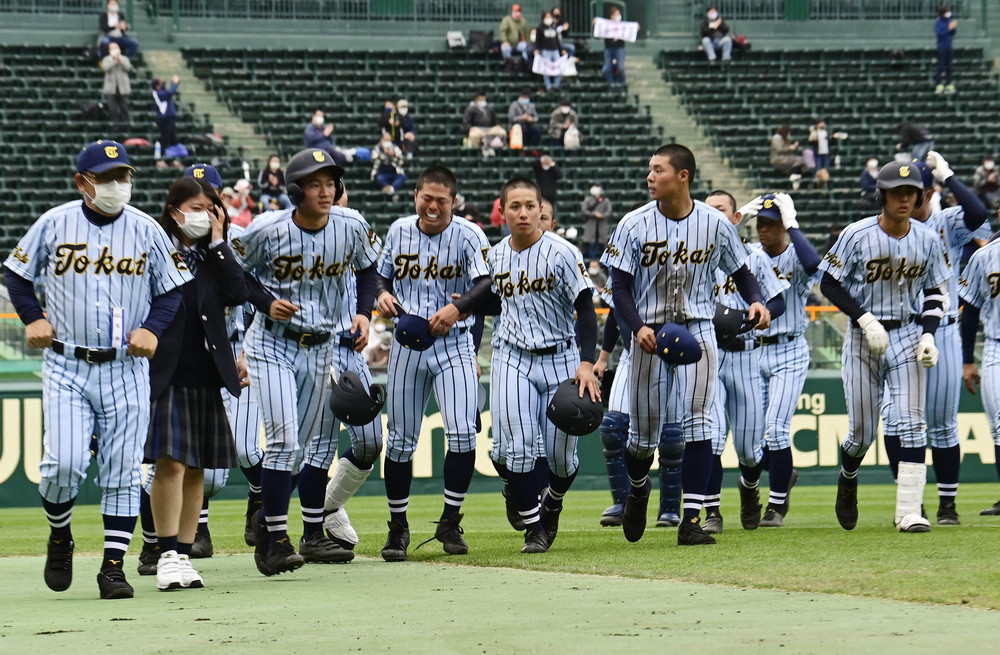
xmin=701 ymin=0 xmax=971 ymax=21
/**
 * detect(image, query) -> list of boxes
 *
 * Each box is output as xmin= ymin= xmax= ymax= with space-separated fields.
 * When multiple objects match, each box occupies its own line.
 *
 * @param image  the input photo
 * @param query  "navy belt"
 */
xmin=851 ymin=316 xmax=917 ymax=331
xmin=528 ymin=339 xmax=573 ymax=356
xmin=264 ymin=318 xmax=331 ymax=347
xmin=720 ymin=338 xmax=759 ymax=353
xmin=52 ymin=340 xmax=117 ymax=364
xmin=759 ymin=334 xmax=796 ymax=345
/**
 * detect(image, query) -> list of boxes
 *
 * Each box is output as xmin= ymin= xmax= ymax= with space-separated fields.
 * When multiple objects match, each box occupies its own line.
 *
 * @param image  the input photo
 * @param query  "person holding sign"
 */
xmin=592 ymin=7 xmax=638 ymax=94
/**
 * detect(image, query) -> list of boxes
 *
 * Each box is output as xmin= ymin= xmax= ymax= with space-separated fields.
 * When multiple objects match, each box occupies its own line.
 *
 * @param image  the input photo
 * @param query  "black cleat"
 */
xmin=97 ymin=568 xmax=134 ymax=599
xmin=258 ymin=537 xmax=305 ymax=576
xmin=937 ymin=500 xmax=960 ymax=525
xmin=299 ymin=532 xmax=355 ymax=563
xmin=251 ymin=509 xmax=272 ymax=575
xmin=701 ymin=509 xmax=724 ymax=534
xmin=136 ymin=542 xmax=159 ymax=575
xmin=980 ymin=501 xmax=1000 ymax=516
xmin=785 ymin=468 xmax=799 ymax=515
xmin=244 ymin=498 xmax=262 ymax=547
xmin=381 ymin=520 xmax=410 ymax=562
xmin=677 ymin=517 xmax=717 ymax=545
xmin=622 ymin=477 xmax=651 ymax=543
xmin=737 ymin=478 xmax=762 ymax=530
xmin=502 ymin=486 xmax=526 ymax=531
xmin=44 ymin=537 xmax=74 ymax=592
xmin=190 ymin=531 xmax=214 ymax=559
xmin=521 ymin=527 xmax=549 ymax=553
xmin=759 ymin=507 xmax=785 ymax=527
xmin=417 ymin=513 xmax=469 ymax=555
xmin=539 ymin=491 xmax=562 ymax=547
xmin=600 ymin=503 xmax=624 ymax=527
xmin=835 ymin=472 xmax=858 ymax=530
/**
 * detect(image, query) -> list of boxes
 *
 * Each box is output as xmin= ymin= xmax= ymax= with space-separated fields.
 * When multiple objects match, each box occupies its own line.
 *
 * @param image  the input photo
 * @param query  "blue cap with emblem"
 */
xmin=756 ymin=193 xmax=782 ymax=222
xmin=183 ymin=163 xmax=223 ymax=189
xmin=77 ymin=140 xmax=134 ymax=174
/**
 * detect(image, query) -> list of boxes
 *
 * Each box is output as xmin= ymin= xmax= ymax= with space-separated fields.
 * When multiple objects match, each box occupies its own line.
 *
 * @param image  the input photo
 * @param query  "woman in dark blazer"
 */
xmin=145 ymin=175 xmax=247 ymax=591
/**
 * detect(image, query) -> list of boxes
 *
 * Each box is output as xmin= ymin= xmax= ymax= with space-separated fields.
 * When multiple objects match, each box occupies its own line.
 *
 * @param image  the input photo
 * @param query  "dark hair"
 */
xmin=475 ymin=90 xmax=487 ymax=99
xmin=520 ymin=88 xmax=532 ymax=97
xmin=416 ymin=166 xmax=458 ymax=197
xmin=653 ymin=143 xmax=697 ymax=182
xmin=777 ymin=124 xmax=791 ymax=140
xmin=938 ymin=4 xmax=950 ymax=16
xmin=158 ymin=176 xmax=229 ymax=245
xmin=706 ymin=189 xmax=737 ymax=214
xmin=500 ymin=177 xmax=542 ymax=209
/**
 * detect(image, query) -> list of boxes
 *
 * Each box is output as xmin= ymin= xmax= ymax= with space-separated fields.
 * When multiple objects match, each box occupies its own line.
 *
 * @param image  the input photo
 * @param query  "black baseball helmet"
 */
xmin=713 ymin=302 xmax=750 ymax=344
xmin=546 ymin=379 xmax=604 ymax=436
xmin=328 ymin=371 xmax=385 ymax=426
xmin=285 ymin=148 xmax=346 ymax=206
xmin=876 ymin=160 xmax=924 ymax=208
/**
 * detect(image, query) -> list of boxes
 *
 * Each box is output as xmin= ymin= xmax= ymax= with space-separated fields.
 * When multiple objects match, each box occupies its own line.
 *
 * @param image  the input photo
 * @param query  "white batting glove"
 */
xmin=736 ymin=196 xmax=764 ymax=227
xmin=858 ymin=312 xmax=889 ymax=356
xmin=926 ymin=150 xmax=954 ymax=183
xmin=917 ymin=333 xmax=939 ymax=367
xmin=773 ymin=192 xmax=799 ymax=230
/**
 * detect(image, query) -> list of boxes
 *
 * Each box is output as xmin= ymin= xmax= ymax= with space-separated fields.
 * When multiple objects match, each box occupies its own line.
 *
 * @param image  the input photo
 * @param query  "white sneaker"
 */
xmin=323 ymin=508 xmax=359 ymax=548
xmin=896 ymin=513 xmax=931 ymax=533
xmin=177 ymin=554 xmax=204 ymax=589
xmin=156 ymin=550 xmax=184 ymax=591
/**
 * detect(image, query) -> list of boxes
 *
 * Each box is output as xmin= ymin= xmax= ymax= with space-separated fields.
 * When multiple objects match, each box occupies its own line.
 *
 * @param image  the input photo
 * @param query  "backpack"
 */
xmin=468 ymin=30 xmax=493 ymax=53
xmin=504 ymin=54 xmax=528 ymax=74
xmin=563 ymin=124 xmax=581 ymax=149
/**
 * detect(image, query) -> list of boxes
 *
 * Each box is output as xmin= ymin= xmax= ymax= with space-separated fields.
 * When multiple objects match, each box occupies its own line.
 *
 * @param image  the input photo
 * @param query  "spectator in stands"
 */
xmin=597 ymin=6 xmax=627 ymax=93
xmin=539 ymin=198 xmax=556 ymax=233
xmin=152 ymin=76 xmax=180 ymax=152
xmin=101 ymin=42 xmax=131 ymax=131
xmin=380 ymin=98 xmax=417 ymax=160
xmin=934 ymin=5 xmax=958 ymax=94
xmin=700 ymin=7 xmax=732 ymax=64
xmin=808 ymin=119 xmax=846 ymax=191
xmin=499 ymin=4 xmax=531 ymax=62
xmin=531 ymin=153 xmax=563 ymax=207
xmin=304 ymin=110 xmax=350 ymax=166
xmin=551 ymin=6 xmax=575 ymax=57
xmin=98 ymin=0 xmax=138 ymax=58
xmin=533 ymin=10 xmax=565 ymax=91
xmin=490 ymin=196 xmax=510 ymax=236
xmin=508 ymin=89 xmax=542 ymax=147
xmin=581 ymin=181 xmax=612 ymax=260
xmin=462 ymin=91 xmax=507 ymax=149
xmin=974 ymin=155 xmax=1000 ymax=210
xmin=895 ymin=121 xmax=934 ymax=161
xmin=588 ymin=260 xmax=608 ymax=293
xmin=769 ymin=124 xmax=809 ymax=188
xmin=453 ymin=193 xmax=483 ymax=227
xmin=371 ymin=132 xmax=407 ymax=196
xmin=224 ymin=179 xmax=255 ymax=228
xmin=548 ymin=98 xmax=578 ymax=147
xmin=257 ymin=154 xmax=291 ymax=210
xmin=860 ymin=156 xmax=880 ymax=208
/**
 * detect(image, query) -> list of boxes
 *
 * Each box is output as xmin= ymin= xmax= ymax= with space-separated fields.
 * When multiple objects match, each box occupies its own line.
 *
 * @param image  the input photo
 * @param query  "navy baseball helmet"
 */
xmin=328 ymin=371 xmax=386 ymax=426
xmin=77 ymin=140 xmax=134 ymax=174
xmin=655 ymin=323 xmax=702 ymax=365
xmin=713 ymin=303 xmax=749 ymax=344
xmin=546 ymin=378 xmax=604 ymax=436
xmin=756 ymin=194 xmax=782 ymax=222
xmin=876 ymin=161 xmax=924 ymax=208
xmin=394 ymin=314 xmax=436 ymax=351
xmin=285 ymin=148 xmax=345 ymax=205
xmin=184 ymin=163 xmax=223 ymax=189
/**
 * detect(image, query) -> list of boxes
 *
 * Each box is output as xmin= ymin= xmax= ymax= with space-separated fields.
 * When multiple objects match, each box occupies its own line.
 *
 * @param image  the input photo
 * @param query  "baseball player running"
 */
xmin=820 ymin=161 xmax=950 ymax=532
xmin=233 ymin=148 xmax=380 ymax=575
xmin=702 ymin=191 xmax=788 ymax=533
xmin=4 ymin=140 xmax=191 ymax=598
xmin=482 ymin=177 xmax=600 ymax=553
xmin=601 ymin=144 xmax=770 ymax=546
xmin=880 ymin=152 xmax=988 ymax=525
xmin=739 ymin=192 xmax=821 ymax=528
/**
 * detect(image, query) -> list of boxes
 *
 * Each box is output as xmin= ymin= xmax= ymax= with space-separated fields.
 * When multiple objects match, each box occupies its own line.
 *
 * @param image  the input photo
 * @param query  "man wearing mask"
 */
xmin=371 ymin=132 xmax=407 ymax=195
xmin=531 ymin=152 xmax=562 ymax=207
xmin=596 ymin=6 xmax=628 ymax=93
xmin=304 ymin=110 xmax=350 ymax=167
xmin=98 ymin=0 xmax=138 ymax=57
xmin=974 ymin=155 xmax=999 ymax=210
xmin=101 ymin=42 xmax=132 ymax=131
xmin=548 ymin=98 xmax=578 ymax=146
xmin=934 ymin=5 xmax=958 ymax=94
xmin=462 ymin=92 xmax=507 ymax=150
xmin=499 ymin=4 xmax=532 ymax=62
xmin=258 ymin=155 xmax=292 ymax=210
xmin=700 ymin=7 xmax=732 ymax=63
xmin=551 ymin=6 xmax=575 ymax=57
xmin=509 ymin=89 xmax=542 ymax=147
xmin=860 ymin=157 xmax=880 ymax=208
xmin=379 ymin=99 xmax=417 ymax=160
xmin=152 ymin=76 xmax=181 ymax=152
xmin=581 ymin=182 xmax=612 ymax=260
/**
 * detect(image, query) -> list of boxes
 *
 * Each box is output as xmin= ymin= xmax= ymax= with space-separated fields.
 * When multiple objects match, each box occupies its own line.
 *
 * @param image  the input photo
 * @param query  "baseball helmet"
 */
xmin=183 ymin=163 xmax=223 ymax=189
xmin=328 ymin=371 xmax=386 ymax=426
xmin=713 ymin=302 xmax=750 ymax=344
xmin=655 ymin=323 xmax=702 ymax=365
xmin=546 ymin=378 xmax=604 ymax=436
xmin=755 ymin=194 xmax=782 ymax=222
xmin=285 ymin=148 xmax=346 ymax=206
xmin=875 ymin=161 xmax=924 ymax=208
xmin=394 ymin=313 xmax=436 ymax=351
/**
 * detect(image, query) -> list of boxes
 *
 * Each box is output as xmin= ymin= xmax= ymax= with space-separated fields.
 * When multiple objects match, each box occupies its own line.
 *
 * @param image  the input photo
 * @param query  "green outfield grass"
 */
xmin=2 ymin=484 xmax=1000 ymax=653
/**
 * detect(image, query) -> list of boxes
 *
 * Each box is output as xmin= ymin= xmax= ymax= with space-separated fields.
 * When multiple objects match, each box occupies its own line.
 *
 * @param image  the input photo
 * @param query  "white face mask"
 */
xmin=985 ymin=161 xmax=995 ymax=170
xmin=944 ymin=11 xmax=952 ymax=19
xmin=108 ymin=3 xmax=119 ymax=12
xmin=269 ymin=161 xmax=280 ymax=171
xmin=398 ymin=107 xmax=408 ymax=116
xmin=707 ymin=11 xmax=718 ymax=20
xmin=589 ymin=264 xmax=600 ymax=275
xmin=867 ymin=161 xmax=878 ymax=171
xmin=476 ymin=100 xmax=487 ymax=108
xmin=86 ymin=178 xmax=131 ymax=214
xmin=544 ymin=18 xmax=553 ymax=25
xmin=612 ymin=14 xmax=622 ymax=21
xmin=560 ymin=106 xmax=571 ymax=114
xmin=590 ymin=186 xmax=602 ymax=198
xmin=313 ymin=115 xmax=324 ymax=126
xmin=177 ymin=210 xmax=212 ymax=240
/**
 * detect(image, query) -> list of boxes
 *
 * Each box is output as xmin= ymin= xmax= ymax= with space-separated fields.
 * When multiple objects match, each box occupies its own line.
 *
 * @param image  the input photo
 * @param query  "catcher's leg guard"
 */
xmin=895 ymin=461 xmax=931 ymax=533
xmin=599 ymin=411 xmax=630 ymax=517
xmin=658 ymin=423 xmax=684 ymax=519
xmin=323 ymin=458 xmax=373 ymax=548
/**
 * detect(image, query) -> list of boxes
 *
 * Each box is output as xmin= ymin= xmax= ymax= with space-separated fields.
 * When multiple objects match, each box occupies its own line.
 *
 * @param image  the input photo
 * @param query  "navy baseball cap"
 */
xmin=655 ymin=323 xmax=702 ymax=365
xmin=910 ymin=158 xmax=935 ymax=189
xmin=184 ymin=163 xmax=223 ymax=189
xmin=76 ymin=140 xmax=134 ymax=174
xmin=756 ymin=194 xmax=782 ymax=222
xmin=394 ymin=314 xmax=436 ymax=352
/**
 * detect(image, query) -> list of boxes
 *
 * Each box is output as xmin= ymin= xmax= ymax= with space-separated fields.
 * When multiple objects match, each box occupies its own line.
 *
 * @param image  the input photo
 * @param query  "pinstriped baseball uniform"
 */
xmin=600 ymin=200 xmax=750 ymax=456
xmin=819 ymin=216 xmax=951 ymax=455
xmin=489 ymin=231 xmax=593 ymax=476
xmin=959 ymin=240 xmax=1000 ymax=445
xmin=378 ymin=215 xmax=491 ymax=462
xmin=5 ymin=200 xmax=192 ymax=515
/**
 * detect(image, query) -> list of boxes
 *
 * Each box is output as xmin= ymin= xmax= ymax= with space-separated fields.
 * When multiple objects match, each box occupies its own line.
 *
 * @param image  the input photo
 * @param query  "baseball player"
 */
xmin=481 ymin=176 xmax=600 ymax=553
xmin=601 ymin=144 xmax=770 ymax=546
xmin=738 ymin=192 xmax=821 ymax=528
xmin=820 ymin=161 xmax=950 ymax=533
xmin=702 ymin=191 xmax=788 ymax=533
xmin=4 ymin=140 xmax=191 ymax=598
xmin=233 ymin=148 xmax=381 ymax=575
xmin=374 ymin=165 xmax=492 ymax=561
xmin=957 ymin=235 xmax=1000 ymax=515
xmin=880 ymin=152 xmax=988 ymax=525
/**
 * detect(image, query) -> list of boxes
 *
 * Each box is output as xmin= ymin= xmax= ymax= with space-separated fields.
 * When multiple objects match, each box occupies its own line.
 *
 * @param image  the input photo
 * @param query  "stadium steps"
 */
xmin=142 ymin=49 xmax=269 ymax=168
